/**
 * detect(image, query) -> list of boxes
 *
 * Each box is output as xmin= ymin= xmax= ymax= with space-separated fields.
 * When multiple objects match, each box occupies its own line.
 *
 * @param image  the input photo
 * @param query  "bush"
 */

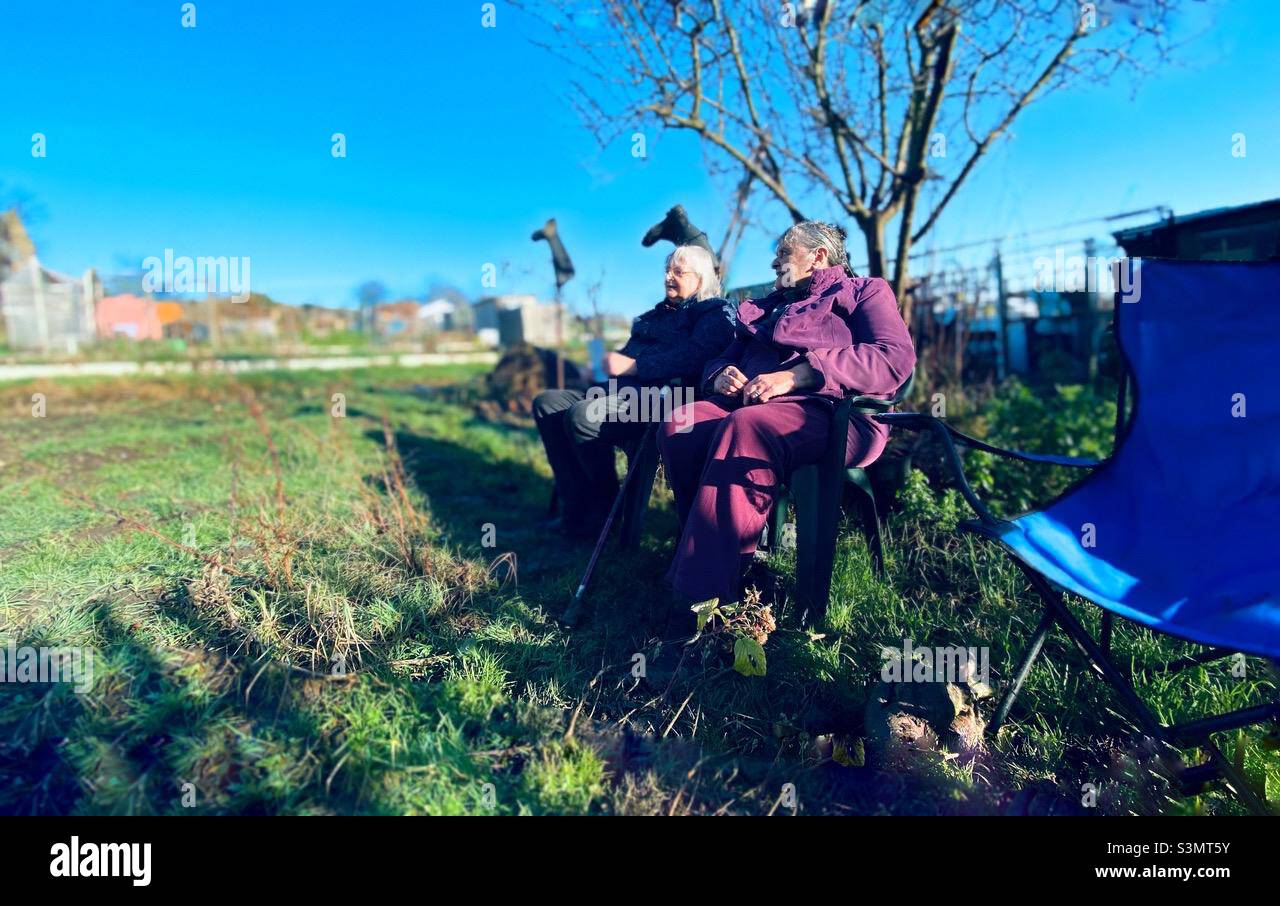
xmin=964 ymin=378 xmax=1116 ymax=517
xmin=896 ymin=467 xmax=964 ymax=534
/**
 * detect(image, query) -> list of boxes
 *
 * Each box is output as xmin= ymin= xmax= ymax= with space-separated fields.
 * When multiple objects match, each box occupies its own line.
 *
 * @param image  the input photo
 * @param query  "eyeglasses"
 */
xmin=665 ymin=267 xmax=693 ymax=278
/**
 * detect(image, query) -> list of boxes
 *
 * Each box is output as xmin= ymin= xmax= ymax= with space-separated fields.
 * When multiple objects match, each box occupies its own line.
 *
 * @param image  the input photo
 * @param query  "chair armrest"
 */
xmin=873 ymin=413 xmax=999 ymax=525
xmin=820 ymin=373 xmax=914 ymax=480
xmin=846 ymin=393 xmax=897 ymax=413
xmin=822 ymin=396 xmax=855 ymax=477
xmin=873 ymin=412 xmax=1102 ymax=527
xmin=846 ymin=371 xmax=915 ymax=414
xmin=876 ymin=413 xmax=1100 ymax=468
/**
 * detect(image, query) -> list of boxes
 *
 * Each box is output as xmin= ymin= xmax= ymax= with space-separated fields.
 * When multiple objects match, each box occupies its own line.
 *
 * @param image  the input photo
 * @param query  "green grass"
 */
xmin=0 ymin=364 xmax=1274 ymax=815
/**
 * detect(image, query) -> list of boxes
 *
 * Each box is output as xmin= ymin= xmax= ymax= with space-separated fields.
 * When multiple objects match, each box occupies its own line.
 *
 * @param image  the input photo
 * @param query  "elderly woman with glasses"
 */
xmin=657 ymin=221 xmax=916 ymax=626
xmin=533 ymin=244 xmax=736 ymax=538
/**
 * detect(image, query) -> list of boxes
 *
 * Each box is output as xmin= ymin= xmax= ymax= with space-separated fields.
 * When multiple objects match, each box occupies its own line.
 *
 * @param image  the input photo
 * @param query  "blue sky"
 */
xmin=2 ymin=0 xmax=1277 ymax=317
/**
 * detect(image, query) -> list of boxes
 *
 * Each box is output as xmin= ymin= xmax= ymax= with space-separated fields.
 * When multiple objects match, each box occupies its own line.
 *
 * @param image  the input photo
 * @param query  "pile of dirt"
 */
xmin=863 ymin=661 xmax=990 ymax=770
xmin=475 ymin=343 xmax=590 ymax=423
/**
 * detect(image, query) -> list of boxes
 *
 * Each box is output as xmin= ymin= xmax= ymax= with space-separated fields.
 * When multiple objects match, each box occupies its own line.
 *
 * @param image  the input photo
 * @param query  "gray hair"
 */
xmin=666 ymin=244 xmax=722 ymax=301
xmin=778 ymin=220 xmax=851 ymax=271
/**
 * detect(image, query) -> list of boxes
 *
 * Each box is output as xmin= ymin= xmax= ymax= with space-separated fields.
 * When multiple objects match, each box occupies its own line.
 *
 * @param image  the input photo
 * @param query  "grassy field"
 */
xmin=1 ymin=364 xmax=1275 ymax=815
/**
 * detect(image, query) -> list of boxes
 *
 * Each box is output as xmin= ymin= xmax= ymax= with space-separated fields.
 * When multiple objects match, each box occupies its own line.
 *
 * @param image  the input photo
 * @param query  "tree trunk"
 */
xmin=891 ymin=233 xmax=915 ymax=333
xmin=858 ymin=215 xmax=914 ymax=326
xmin=858 ymin=215 xmax=887 ymax=281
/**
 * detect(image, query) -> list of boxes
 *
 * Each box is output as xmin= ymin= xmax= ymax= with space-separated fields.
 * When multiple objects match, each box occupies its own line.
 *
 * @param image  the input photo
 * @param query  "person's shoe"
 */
xmin=539 ymin=515 xmax=600 ymax=540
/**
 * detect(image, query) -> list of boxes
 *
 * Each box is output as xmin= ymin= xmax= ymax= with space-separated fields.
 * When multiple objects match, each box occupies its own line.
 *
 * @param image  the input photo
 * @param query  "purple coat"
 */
xmin=701 ymin=266 xmax=916 ymax=401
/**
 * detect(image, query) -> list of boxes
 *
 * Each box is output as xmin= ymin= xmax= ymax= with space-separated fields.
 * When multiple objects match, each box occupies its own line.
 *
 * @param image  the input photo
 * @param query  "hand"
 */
xmin=712 ymin=365 xmax=748 ymax=395
xmin=740 ymin=370 xmax=795 ymax=404
xmin=741 ymin=363 xmax=819 ymax=404
xmin=603 ymin=351 xmax=637 ymax=377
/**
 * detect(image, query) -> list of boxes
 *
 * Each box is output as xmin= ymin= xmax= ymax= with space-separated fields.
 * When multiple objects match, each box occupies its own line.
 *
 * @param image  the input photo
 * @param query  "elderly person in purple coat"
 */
xmin=658 ymin=221 xmax=916 ymax=629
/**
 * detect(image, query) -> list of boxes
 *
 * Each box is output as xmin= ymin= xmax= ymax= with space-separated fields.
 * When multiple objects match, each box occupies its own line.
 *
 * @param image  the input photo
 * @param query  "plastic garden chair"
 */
xmin=543 ymin=384 xmax=672 ymax=551
xmin=771 ymin=372 xmax=915 ymax=620
xmin=876 ymin=259 xmax=1280 ymax=812
xmin=614 ymin=376 xmax=915 ymax=572
xmin=618 ymin=426 xmax=661 ymax=549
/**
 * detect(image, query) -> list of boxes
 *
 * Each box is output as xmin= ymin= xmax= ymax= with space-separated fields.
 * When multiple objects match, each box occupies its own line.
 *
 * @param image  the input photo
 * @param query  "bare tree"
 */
xmin=355 ymin=279 xmax=389 ymax=333
xmin=521 ymin=0 xmax=1179 ymax=323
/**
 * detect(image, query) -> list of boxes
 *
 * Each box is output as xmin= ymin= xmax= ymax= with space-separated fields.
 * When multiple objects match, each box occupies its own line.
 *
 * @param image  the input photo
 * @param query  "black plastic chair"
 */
xmin=618 ymin=428 xmax=661 ymax=549
xmin=771 ymin=372 xmax=915 ymax=621
xmin=543 ymin=427 xmax=660 ymax=550
xmin=545 ymin=382 xmax=673 ymax=551
xmin=613 ymin=376 xmax=915 ymax=588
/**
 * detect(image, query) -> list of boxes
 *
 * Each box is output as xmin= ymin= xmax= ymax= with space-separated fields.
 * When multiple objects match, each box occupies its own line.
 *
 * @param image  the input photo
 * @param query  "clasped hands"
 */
xmin=712 ymin=362 xmax=819 ymax=404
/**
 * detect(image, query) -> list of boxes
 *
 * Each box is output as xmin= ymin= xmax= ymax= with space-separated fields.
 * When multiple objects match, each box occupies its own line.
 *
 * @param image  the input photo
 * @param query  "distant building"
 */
xmin=1113 ymin=198 xmax=1280 ymax=261
xmin=218 ymin=296 xmax=298 ymax=340
xmin=375 ymin=297 xmax=465 ymax=336
xmin=96 ymin=294 xmax=165 ymax=340
xmin=373 ymin=300 xmax=426 ymax=338
xmin=419 ymin=297 xmax=459 ymax=331
xmin=161 ymin=296 xmax=299 ymax=345
xmin=300 ymin=304 xmax=354 ymax=336
xmin=1 ymin=257 xmax=100 ymax=352
xmin=1 ymin=210 xmax=40 ymax=349
xmin=158 ymin=301 xmax=205 ymax=342
xmin=471 ymin=294 xmax=532 ymax=333
xmin=471 ymin=294 xmax=563 ymax=347
xmin=0 ymin=209 xmax=36 ymax=283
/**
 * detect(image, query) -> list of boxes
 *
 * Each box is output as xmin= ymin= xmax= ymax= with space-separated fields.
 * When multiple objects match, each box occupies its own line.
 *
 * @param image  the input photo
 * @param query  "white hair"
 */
xmin=666 ymin=244 xmax=722 ymax=301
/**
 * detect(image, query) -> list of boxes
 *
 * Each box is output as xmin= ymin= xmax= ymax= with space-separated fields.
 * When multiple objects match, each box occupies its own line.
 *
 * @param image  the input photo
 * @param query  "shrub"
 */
xmin=964 ymin=378 xmax=1116 ymax=516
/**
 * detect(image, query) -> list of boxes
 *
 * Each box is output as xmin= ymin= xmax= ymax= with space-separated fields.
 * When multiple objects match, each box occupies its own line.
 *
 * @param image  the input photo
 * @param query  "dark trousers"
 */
xmin=532 ymin=388 xmax=648 ymax=523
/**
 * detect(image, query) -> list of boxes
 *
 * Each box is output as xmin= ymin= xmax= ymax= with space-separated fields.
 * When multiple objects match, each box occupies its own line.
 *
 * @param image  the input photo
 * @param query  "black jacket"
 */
xmin=619 ymin=295 xmax=737 ymax=386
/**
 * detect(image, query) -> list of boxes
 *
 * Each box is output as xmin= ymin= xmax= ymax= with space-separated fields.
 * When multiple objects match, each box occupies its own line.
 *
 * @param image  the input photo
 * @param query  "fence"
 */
xmin=906 ymin=233 xmax=1129 ymax=384
xmin=726 ymin=210 xmax=1154 ymax=386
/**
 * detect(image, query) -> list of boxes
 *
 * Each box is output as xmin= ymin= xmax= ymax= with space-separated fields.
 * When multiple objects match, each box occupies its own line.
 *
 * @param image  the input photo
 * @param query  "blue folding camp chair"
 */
xmin=878 ymin=258 xmax=1280 ymax=813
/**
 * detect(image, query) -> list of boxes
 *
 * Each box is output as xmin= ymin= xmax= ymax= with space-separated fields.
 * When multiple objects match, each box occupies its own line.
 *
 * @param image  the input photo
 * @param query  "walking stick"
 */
xmin=561 ymin=386 xmax=669 ymax=629
xmin=560 ymin=421 xmax=657 ymax=629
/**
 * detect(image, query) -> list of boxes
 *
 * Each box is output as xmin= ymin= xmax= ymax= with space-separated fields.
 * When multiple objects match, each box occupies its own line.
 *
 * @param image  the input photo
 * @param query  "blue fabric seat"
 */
xmin=986 ymin=259 xmax=1280 ymax=657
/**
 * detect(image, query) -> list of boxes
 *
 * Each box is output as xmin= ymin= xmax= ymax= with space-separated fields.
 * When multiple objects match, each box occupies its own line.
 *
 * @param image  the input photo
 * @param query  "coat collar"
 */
xmin=738 ymin=266 xmax=847 ymax=325
xmin=648 ymin=294 xmax=727 ymax=314
xmin=807 ymin=265 xmax=847 ymax=295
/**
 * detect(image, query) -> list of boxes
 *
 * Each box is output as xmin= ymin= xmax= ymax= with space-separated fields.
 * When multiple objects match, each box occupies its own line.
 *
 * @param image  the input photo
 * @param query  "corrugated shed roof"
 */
xmin=1113 ymin=197 xmax=1280 ymax=241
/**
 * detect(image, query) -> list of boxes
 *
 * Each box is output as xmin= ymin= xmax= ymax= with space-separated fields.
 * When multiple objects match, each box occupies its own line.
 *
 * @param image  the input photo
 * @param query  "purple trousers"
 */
xmin=658 ymin=393 xmax=888 ymax=603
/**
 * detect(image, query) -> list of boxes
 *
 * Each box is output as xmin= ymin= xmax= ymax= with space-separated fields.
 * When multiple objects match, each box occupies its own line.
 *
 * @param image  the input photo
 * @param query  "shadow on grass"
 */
xmin=369 ymin=423 xmax=994 ymax=814
xmin=0 ymin=386 xmax=1002 ymax=817
xmin=0 ymin=590 xmax=422 ymax=815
